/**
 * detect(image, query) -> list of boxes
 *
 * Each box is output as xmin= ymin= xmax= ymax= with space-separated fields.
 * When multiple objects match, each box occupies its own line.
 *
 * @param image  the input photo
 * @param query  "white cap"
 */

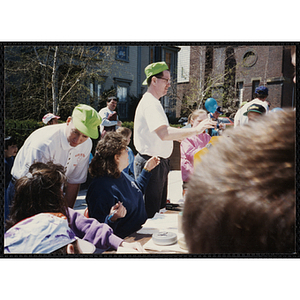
xmin=42 ymin=113 xmax=60 ymax=124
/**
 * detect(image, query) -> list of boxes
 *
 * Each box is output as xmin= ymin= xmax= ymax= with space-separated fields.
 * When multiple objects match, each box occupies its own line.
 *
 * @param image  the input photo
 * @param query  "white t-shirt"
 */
xmin=99 ymin=106 xmax=119 ymax=133
xmin=11 ymin=123 xmax=92 ymax=184
xmin=234 ymin=99 xmax=269 ymax=127
xmin=134 ymin=92 xmax=173 ymax=158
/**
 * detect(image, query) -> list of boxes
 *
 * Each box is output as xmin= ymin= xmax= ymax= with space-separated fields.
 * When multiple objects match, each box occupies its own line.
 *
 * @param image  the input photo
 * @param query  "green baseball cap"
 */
xmin=72 ymin=104 xmax=102 ymax=139
xmin=142 ymin=61 xmax=169 ymax=85
xmin=243 ymin=103 xmax=266 ymax=116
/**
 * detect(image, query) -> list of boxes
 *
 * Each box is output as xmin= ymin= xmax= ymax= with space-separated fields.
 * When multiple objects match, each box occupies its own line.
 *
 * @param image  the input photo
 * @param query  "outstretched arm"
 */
xmin=155 ymin=118 xmax=216 ymax=142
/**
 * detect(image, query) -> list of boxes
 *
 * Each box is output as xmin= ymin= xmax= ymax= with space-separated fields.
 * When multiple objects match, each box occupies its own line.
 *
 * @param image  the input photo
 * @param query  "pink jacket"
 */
xmin=180 ymin=133 xmax=211 ymax=182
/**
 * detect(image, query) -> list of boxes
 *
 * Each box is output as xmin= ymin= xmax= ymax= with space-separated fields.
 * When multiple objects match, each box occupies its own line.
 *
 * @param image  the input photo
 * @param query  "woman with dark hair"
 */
xmin=5 ymin=161 xmax=67 ymax=230
xmin=6 ymin=161 xmax=145 ymax=253
xmin=86 ymin=132 xmax=160 ymax=238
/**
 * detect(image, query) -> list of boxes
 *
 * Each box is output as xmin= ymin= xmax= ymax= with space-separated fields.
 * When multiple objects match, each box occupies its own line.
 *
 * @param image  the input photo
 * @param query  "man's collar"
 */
xmin=61 ymin=123 xmax=72 ymax=150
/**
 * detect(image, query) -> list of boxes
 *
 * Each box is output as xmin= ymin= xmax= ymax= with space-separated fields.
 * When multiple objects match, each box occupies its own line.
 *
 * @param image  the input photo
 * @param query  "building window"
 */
xmin=165 ymin=52 xmax=172 ymax=70
xmin=237 ymin=82 xmax=244 ymax=106
xmin=243 ymin=50 xmax=258 ymax=67
xmin=150 ymin=48 xmax=154 ymax=63
xmin=114 ymin=78 xmax=132 ymax=119
xmin=116 ymin=46 xmax=129 ymax=62
xmin=97 ymin=84 xmax=101 ymax=98
xmin=90 ymin=82 xmax=94 ymax=98
xmin=117 ymin=85 xmax=127 ymax=102
xmin=252 ymin=80 xmax=260 ymax=98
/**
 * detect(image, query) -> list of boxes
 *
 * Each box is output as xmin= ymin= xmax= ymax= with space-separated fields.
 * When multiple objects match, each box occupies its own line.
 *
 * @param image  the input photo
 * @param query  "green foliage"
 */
xmin=122 ymin=121 xmax=134 ymax=131
xmin=5 ymin=119 xmax=44 ymax=147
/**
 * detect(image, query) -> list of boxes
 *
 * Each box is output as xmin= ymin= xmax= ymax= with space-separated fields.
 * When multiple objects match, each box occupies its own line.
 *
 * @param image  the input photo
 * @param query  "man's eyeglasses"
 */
xmin=156 ymin=77 xmax=171 ymax=84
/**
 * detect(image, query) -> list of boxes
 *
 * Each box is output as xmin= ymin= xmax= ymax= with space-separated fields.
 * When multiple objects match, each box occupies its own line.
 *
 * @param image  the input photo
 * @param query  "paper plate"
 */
xmin=152 ymin=231 xmax=177 ymax=246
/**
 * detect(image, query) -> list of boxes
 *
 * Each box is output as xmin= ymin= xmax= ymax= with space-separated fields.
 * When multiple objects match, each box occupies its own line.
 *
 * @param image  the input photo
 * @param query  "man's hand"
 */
xmin=194 ymin=118 xmax=217 ymax=134
xmin=144 ymin=156 xmax=160 ymax=171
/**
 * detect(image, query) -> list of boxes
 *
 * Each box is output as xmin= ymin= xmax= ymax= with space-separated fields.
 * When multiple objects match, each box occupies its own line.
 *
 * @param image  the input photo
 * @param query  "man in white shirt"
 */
xmin=234 ymin=86 xmax=269 ymax=127
xmin=99 ymin=96 xmax=122 ymax=137
xmin=134 ymin=61 xmax=216 ymax=218
xmin=7 ymin=104 xmax=101 ymax=211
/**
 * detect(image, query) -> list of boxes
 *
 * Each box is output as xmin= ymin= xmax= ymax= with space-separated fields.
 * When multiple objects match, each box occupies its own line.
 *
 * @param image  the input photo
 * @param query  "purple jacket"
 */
xmin=67 ymin=208 xmax=123 ymax=250
xmin=180 ymin=133 xmax=211 ymax=182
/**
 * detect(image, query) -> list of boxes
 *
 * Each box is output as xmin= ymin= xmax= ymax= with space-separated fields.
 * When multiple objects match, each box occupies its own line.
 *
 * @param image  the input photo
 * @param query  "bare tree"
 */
xmin=173 ymin=46 xmax=247 ymax=118
xmin=5 ymin=45 xmax=115 ymax=120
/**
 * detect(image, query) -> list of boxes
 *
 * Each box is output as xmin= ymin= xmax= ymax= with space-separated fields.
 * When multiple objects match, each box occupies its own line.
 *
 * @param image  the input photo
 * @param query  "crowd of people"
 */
xmin=4 ymin=61 xmax=296 ymax=255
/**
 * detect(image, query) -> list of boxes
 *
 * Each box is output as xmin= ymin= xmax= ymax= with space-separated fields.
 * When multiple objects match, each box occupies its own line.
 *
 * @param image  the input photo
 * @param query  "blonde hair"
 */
xmin=190 ymin=109 xmax=207 ymax=123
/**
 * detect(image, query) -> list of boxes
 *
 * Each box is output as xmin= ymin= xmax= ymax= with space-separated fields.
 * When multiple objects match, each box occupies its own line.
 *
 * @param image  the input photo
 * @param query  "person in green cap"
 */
xmin=7 ymin=104 xmax=102 ymax=211
xmin=243 ymin=103 xmax=266 ymax=122
xmin=134 ymin=61 xmax=217 ymax=218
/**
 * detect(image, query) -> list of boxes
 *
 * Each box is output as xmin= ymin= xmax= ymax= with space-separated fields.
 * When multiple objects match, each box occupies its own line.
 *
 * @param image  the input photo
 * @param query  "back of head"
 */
xmin=89 ymin=132 xmax=127 ymax=178
xmin=254 ymin=86 xmax=268 ymax=100
xmin=182 ymin=109 xmax=295 ymax=253
xmin=6 ymin=161 xmax=68 ymax=230
xmin=116 ymin=126 xmax=132 ymax=138
xmin=190 ymin=109 xmax=207 ymax=121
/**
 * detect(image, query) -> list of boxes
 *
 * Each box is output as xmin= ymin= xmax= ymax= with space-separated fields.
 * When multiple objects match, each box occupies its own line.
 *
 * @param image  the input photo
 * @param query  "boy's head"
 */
xmin=116 ymin=127 xmax=132 ymax=145
xmin=254 ymin=86 xmax=268 ymax=100
xmin=5 ymin=136 xmax=18 ymax=158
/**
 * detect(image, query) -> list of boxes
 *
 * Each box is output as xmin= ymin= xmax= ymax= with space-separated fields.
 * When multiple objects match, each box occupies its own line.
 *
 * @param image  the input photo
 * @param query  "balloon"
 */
xmin=205 ymin=98 xmax=218 ymax=113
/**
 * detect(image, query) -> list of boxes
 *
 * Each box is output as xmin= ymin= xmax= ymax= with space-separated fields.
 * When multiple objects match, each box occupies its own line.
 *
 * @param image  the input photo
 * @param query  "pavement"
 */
xmin=73 ymin=170 xmax=184 ymax=214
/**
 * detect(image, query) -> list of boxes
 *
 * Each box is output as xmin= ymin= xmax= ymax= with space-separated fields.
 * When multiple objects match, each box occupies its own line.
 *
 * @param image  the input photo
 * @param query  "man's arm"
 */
xmin=155 ymin=118 xmax=216 ymax=142
xmin=65 ymin=183 xmax=80 ymax=208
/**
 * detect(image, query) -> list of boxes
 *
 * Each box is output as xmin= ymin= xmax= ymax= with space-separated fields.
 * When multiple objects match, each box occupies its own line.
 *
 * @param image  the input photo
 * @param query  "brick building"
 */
xmin=176 ymin=44 xmax=296 ymax=118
